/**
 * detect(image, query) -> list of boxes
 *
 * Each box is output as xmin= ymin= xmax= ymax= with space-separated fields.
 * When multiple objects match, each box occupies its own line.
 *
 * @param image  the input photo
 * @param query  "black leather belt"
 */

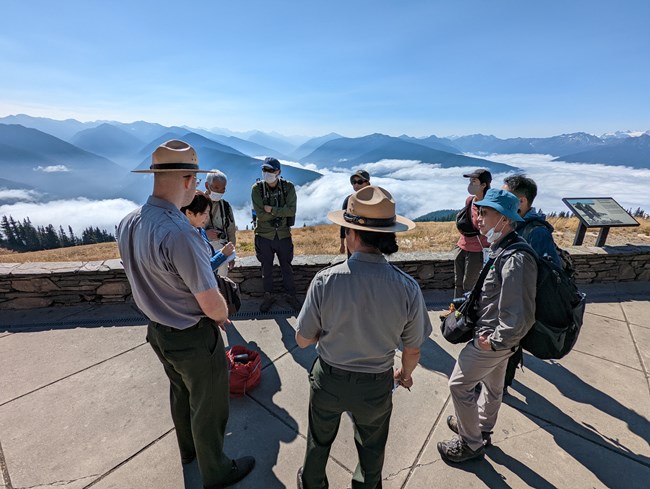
xmin=151 ymin=318 xmax=208 ymax=333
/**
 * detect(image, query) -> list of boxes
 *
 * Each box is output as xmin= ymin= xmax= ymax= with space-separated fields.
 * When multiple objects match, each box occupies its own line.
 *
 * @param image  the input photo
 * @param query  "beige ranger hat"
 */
xmin=327 ymin=185 xmax=415 ymax=233
xmin=132 ymin=139 xmax=210 ymax=173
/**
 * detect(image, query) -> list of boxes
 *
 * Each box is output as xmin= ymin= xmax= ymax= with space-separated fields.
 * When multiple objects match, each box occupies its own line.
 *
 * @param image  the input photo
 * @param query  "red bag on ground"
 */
xmin=226 ymin=345 xmax=262 ymax=398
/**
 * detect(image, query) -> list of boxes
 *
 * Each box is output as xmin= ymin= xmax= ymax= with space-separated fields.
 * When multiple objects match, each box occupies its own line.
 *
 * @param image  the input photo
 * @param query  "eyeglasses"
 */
xmin=183 ymin=175 xmax=202 ymax=188
xmin=351 ymin=179 xmax=367 ymax=185
xmin=478 ymin=207 xmax=491 ymax=216
xmin=262 ymin=168 xmax=277 ymax=173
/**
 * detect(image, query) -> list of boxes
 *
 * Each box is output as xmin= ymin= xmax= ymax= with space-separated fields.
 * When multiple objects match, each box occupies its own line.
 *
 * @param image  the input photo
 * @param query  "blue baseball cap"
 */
xmin=474 ymin=188 xmax=524 ymax=222
xmin=261 ymin=157 xmax=281 ymax=171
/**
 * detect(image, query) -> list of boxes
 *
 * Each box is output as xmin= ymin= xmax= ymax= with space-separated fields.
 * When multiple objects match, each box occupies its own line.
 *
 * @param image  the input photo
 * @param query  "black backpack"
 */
xmin=456 ymin=197 xmax=480 ymax=237
xmin=497 ymin=240 xmax=586 ymax=359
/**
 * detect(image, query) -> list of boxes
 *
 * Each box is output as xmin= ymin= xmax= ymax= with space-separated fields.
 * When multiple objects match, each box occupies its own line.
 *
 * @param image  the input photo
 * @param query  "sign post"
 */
xmin=562 ymin=198 xmax=639 ymax=246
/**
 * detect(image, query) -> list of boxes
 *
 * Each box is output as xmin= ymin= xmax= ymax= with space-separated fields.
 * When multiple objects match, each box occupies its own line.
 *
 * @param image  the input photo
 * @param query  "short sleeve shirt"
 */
xmin=116 ymin=196 xmax=217 ymax=329
xmin=296 ymin=252 xmax=433 ymax=373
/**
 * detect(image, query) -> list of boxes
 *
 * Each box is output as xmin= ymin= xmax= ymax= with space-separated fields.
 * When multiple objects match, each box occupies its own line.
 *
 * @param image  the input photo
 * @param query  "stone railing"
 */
xmin=1 ymin=245 xmax=649 ymax=310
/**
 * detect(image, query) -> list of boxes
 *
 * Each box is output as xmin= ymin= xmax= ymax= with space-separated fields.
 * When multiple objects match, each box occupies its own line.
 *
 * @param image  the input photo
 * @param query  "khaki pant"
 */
xmin=448 ymin=338 xmax=514 ymax=451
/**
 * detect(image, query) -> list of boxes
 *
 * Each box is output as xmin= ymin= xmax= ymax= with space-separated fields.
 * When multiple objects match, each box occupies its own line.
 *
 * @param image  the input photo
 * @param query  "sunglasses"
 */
xmin=262 ymin=168 xmax=277 ymax=173
xmin=351 ymin=179 xmax=367 ymax=185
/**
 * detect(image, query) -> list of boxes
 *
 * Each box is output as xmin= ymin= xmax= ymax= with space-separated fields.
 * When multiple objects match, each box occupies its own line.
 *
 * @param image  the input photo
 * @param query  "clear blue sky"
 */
xmin=1 ymin=0 xmax=649 ymax=138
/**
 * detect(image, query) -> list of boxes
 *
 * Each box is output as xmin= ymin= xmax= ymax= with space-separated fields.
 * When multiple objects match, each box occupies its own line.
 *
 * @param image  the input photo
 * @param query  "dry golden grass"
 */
xmin=1 ymin=218 xmax=648 ymax=263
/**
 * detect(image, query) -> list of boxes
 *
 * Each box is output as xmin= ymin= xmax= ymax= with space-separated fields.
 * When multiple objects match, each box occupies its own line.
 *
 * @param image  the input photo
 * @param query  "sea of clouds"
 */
xmin=1 ymin=154 xmax=649 ymax=236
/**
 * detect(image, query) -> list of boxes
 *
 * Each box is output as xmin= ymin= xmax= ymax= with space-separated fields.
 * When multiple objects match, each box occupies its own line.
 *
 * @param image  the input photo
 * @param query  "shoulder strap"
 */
xmin=222 ymin=200 xmax=232 ymax=229
xmin=519 ymin=220 xmax=545 ymax=242
xmin=493 ymin=239 xmax=538 ymax=281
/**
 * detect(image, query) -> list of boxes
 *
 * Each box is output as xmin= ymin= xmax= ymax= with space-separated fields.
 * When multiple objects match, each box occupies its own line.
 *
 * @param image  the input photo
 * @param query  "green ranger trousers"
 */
xmin=302 ymin=357 xmax=394 ymax=489
xmin=147 ymin=318 xmax=232 ymax=487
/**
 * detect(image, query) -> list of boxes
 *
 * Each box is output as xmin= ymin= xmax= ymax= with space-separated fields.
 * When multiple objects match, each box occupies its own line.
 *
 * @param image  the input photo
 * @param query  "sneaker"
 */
xmin=297 ymin=466 xmax=304 ymax=489
xmin=437 ymin=436 xmax=485 ymax=463
xmin=205 ymin=456 xmax=256 ymax=488
xmin=286 ymin=294 xmax=302 ymax=311
xmin=446 ymin=415 xmax=492 ymax=447
xmin=259 ymin=292 xmax=276 ymax=313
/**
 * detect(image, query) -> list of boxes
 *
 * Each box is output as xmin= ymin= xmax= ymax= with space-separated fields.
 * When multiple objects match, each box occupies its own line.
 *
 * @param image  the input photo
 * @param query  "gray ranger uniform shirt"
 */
xmin=296 ymin=252 xmax=433 ymax=373
xmin=117 ymin=195 xmax=217 ymax=329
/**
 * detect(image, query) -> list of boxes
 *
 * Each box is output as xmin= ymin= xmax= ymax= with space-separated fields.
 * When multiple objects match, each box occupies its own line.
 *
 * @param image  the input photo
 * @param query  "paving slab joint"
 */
xmin=399 ymin=394 xmax=452 ymax=488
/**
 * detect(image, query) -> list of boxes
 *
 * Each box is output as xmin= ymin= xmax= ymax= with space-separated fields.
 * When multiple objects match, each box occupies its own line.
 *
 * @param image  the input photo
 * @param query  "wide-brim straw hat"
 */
xmin=132 ymin=139 xmax=211 ymax=173
xmin=328 ymin=185 xmax=415 ymax=233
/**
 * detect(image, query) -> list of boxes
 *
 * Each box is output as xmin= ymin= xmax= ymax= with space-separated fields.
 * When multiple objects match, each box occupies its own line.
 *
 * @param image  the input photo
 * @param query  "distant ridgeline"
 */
xmin=0 ymin=215 xmax=114 ymax=253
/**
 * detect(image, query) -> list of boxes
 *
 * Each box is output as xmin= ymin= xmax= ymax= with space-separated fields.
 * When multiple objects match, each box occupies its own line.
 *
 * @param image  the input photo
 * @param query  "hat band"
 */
xmin=344 ymin=212 xmax=396 ymax=227
xmin=150 ymin=163 xmax=199 ymax=170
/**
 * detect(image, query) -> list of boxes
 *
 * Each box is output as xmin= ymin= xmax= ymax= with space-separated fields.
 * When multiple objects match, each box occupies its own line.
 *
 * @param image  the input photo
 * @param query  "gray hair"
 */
xmin=206 ymin=170 xmax=228 ymax=185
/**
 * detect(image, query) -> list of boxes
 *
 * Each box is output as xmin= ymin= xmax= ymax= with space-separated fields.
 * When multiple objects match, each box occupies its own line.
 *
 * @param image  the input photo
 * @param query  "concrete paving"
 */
xmin=1 ymin=283 xmax=649 ymax=489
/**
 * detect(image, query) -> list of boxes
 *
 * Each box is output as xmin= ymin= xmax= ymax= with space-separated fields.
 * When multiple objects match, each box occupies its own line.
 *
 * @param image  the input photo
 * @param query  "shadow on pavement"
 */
xmin=225 ymin=322 xmax=300 ymax=489
xmin=506 ymin=367 xmax=650 ymax=488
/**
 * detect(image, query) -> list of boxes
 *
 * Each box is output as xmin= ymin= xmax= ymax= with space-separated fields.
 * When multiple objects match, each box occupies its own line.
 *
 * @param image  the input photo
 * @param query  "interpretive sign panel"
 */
xmin=562 ymin=197 xmax=639 ymax=246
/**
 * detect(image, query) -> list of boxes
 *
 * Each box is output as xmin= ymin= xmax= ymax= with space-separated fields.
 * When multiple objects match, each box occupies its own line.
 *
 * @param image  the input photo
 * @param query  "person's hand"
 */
xmin=478 ymin=333 xmax=492 ymax=351
xmin=264 ymin=205 xmax=273 ymax=213
xmin=217 ymin=318 xmax=232 ymax=331
xmin=220 ymin=242 xmax=235 ymax=256
xmin=206 ymin=229 xmax=219 ymax=240
xmin=394 ymin=368 xmax=413 ymax=390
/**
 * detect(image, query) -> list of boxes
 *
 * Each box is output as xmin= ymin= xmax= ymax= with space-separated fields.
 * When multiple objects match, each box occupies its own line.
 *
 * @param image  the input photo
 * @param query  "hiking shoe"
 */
xmin=205 ymin=456 xmax=255 ymax=488
xmin=446 ymin=415 xmax=492 ymax=447
xmin=259 ymin=292 xmax=276 ymax=313
xmin=297 ymin=466 xmax=305 ymax=489
xmin=437 ymin=436 xmax=485 ymax=463
xmin=286 ymin=294 xmax=302 ymax=311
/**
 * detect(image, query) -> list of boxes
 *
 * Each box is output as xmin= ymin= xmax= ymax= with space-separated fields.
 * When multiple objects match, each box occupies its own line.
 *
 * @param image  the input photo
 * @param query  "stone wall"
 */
xmin=1 ymin=246 xmax=649 ymax=310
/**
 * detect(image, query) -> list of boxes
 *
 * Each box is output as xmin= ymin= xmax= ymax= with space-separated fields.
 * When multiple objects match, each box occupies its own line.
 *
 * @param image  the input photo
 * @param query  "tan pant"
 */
xmin=448 ymin=338 xmax=514 ymax=451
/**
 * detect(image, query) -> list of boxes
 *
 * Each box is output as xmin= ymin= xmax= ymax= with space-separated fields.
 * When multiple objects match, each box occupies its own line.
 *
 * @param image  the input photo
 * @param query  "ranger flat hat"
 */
xmin=327 ymin=185 xmax=415 ymax=233
xmin=132 ymin=139 xmax=210 ymax=173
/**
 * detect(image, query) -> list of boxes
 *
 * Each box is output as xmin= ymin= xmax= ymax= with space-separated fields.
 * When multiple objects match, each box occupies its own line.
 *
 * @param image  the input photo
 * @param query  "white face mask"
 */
xmin=485 ymin=215 xmax=505 ymax=244
xmin=209 ymin=192 xmax=224 ymax=202
xmin=263 ymin=172 xmax=278 ymax=184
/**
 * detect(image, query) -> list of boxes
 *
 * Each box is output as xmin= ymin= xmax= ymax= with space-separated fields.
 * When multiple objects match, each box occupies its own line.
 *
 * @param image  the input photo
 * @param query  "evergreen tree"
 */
xmin=42 ymin=224 xmax=61 ymax=249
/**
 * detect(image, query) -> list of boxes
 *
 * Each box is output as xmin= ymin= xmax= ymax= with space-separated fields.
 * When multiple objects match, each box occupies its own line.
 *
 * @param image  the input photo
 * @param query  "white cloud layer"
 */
xmin=2 ymin=155 xmax=649 ymax=237
xmin=33 ymin=165 xmax=70 ymax=172
xmin=233 ymin=154 xmax=650 ymax=227
xmin=0 ymin=198 xmax=139 ymax=235
xmin=0 ymin=188 xmax=39 ymax=201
